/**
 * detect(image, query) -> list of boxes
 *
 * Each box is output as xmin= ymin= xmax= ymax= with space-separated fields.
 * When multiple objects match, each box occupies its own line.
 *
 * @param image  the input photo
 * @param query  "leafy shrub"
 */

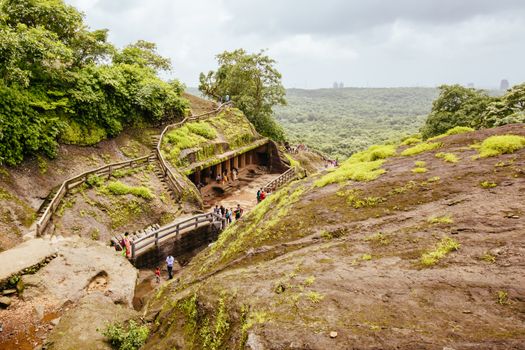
xmin=414 ymin=161 xmax=426 ymax=167
xmin=86 ymin=174 xmax=104 ymax=188
xmin=435 ymin=152 xmax=459 ymax=163
xmin=60 ymin=120 xmax=108 ymax=146
xmin=420 ymin=237 xmax=460 ymax=266
xmin=480 ymin=180 xmax=497 ymax=188
xmin=401 ymin=142 xmax=442 ymax=156
xmin=476 ymin=135 xmax=525 ymax=158
xmin=361 ymin=253 xmax=372 ymax=261
xmin=107 ymin=181 xmax=153 ymax=199
xmin=102 ymin=320 xmax=149 ymax=350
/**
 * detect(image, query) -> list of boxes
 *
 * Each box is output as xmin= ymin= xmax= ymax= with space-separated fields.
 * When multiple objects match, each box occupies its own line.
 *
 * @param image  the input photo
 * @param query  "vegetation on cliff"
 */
xmin=162 ymin=107 xmax=260 ymax=168
xmin=145 ymin=124 xmax=525 ymax=349
xmin=0 ymin=0 xmax=188 ymax=166
xmin=421 ymin=84 xmax=525 ymax=138
xmin=199 ymin=49 xmax=286 ymax=141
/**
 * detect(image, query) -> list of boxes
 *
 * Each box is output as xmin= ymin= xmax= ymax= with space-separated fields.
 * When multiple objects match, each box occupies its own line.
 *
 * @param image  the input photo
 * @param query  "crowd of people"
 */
xmin=213 ymin=203 xmax=244 ymax=224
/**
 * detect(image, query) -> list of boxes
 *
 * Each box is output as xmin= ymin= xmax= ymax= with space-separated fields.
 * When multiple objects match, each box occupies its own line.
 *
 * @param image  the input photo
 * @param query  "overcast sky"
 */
xmin=65 ymin=0 xmax=525 ymax=89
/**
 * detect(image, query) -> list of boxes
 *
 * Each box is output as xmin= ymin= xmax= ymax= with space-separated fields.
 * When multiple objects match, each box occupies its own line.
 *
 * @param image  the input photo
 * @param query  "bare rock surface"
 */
xmin=0 ymin=239 xmax=56 ymax=285
xmin=0 ymin=237 xmax=137 ymax=349
xmin=44 ymin=293 xmax=139 ymax=350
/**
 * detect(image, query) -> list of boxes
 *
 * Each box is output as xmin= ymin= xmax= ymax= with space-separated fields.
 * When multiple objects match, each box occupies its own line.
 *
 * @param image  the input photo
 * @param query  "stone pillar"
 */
xmin=240 ymin=153 xmax=246 ymax=168
xmin=224 ymin=159 xmax=231 ymax=173
xmin=233 ymin=156 xmax=239 ymax=169
xmin=215 ymin=163 xmax=222 ymax=178
xmin=194 ymin=170 xmax=201 ymax=184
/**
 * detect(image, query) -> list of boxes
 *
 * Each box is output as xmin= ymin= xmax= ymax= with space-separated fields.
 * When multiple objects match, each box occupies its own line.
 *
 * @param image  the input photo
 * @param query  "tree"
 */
xmin=421 ymin=85 xmax=492 ymax=139
xmin=481 ymin=83 xmax=525 ymax=127
xmin=0 ymin=0 xmax=187 ymax=165
xmin=199 ymin=49 xmax=286 ymax=141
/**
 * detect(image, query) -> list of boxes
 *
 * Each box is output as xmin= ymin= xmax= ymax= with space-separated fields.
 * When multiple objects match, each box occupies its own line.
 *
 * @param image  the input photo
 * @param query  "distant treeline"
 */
xmin=275 ymin=87 xmax=438 ymax=159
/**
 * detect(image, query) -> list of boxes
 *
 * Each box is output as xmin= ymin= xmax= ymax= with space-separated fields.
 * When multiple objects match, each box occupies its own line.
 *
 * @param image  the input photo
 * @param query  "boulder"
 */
xmin=0 ymin=296 xmax=11 ymax=308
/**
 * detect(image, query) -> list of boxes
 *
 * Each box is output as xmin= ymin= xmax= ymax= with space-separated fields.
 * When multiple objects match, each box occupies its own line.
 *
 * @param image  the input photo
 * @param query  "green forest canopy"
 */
xmin=421 ymin=84 xmax=525 ymax=138
xmin=0 ymin=0 xmax=188 ymax=166
xmin=275 ymin=87 xmax=438 ymax=159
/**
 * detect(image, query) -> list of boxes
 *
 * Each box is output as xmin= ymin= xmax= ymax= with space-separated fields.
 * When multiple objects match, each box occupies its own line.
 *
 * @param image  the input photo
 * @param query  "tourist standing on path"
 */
xmin=213 ymin=205 xmax=220 ymax=215
xmin=225 ymin=208 xmax=233 ymax=224
xmin=166 ymin=255 xmax=175 ymax=279
xmin=235 ymin=204 xmax=243 ymax=220
xmin=256 ymin=188 xmax=262 ymax=203
xmin=220 ymin=205 xmax=226 ymax=217
xmin=122 ymin=232 xmax=131 ymax=259
xmin=260 ymin=190 xmax=266 ymax=201
xmin=232 ymin=168 xmax=238 ymax=181
xmin=155 ymin=266 xmax=161 ymax=283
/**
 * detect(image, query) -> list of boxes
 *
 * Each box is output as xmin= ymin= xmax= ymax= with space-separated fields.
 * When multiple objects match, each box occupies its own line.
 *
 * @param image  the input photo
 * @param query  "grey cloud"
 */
xmin=224 ymin=0 xmax=525 ymax=36
xmin=66 ymin=0 xmax=525 ymax=89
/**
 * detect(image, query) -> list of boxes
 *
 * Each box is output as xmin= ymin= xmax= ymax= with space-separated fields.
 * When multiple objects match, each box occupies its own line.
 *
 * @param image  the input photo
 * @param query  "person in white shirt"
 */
xmin=166 ymin=255 xmax=175 ymax=279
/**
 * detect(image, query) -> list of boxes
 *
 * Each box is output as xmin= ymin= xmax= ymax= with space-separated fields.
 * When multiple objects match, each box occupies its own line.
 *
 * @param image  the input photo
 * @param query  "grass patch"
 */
xmin=186 ymin=121 xmax=218 ymax=139
xmin=306 ymin=291 xmax=324 ymax=303
xmin=314 ymin=144 xmax=397 ymax=187
xmin=106 ymin=181 xmax=154 ymax=200
xmin=481 ymin=252 xmax=496 ymax=263
xmin=365 ymin=232 xmax=391 ymax=246
xmin=435 ymin=152 xmax=459 ymax=163
xmin=401 ymin=142 xmax=442 ymax=156
xmin=480 ymin=181 xmax=497 ymax=189
xmin=497 ymin=291 xmax=509 ymax=305
xmin=315 ymin=159 xmax=385 ymax=187
xmin=401 ymin=137 xmax=421 ymax=146
xmin=476 ymin=135 xmax=525 ymax=158
xmin=427 ymin=215 xmax=453 ymax=224
xmin=338 ymin=189 xmax=386 ymax=208
xmin=420 ymin=237 xmax=460 ymax=267
xmin=361 ymin=253 xmax=372 ymax=261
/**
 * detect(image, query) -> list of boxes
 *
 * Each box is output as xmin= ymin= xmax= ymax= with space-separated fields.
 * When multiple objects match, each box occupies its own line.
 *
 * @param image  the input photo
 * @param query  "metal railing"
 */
xmin=130 ymin=212 xmax=226 ymax=259
xmin=262 ymin=168 xmax=297 ymax=193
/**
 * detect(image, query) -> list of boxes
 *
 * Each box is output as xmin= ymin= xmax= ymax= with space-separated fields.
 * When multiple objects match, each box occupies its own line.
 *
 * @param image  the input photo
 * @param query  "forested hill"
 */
xmin=275 ymin=87 xmax=439 ymax=159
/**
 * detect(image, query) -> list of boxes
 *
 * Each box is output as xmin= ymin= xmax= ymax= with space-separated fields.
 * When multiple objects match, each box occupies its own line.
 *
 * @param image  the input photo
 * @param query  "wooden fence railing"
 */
xmin=262 ymin=168 xmax=297 ymax=193
xmin=130 ymin=212 xmax=226 ymax=259
xmin=36 ymin=154 xmax=155 ymax=236
xmin=35 ymin=101 xmax=232 ymax=237
xmin=155 ymin=101 xmax=232 ymax=194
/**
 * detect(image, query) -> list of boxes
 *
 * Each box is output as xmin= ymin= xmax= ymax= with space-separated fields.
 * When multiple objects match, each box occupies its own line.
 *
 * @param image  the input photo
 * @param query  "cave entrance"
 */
xmin=186 ymin=144 xmax=281 ymax=209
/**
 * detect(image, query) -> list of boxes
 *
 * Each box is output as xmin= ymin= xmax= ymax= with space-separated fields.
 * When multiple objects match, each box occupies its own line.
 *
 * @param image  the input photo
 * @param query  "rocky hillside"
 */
xmin=144 ymin=124 xmax=525 ymax=349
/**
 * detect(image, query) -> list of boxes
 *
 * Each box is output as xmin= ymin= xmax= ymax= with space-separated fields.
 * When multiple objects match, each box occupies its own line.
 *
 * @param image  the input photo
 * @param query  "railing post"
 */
xmin=154 ymin=231 xmax=158 ymax=247
xmin=131 ymin=242 xmax=136 ymax=260
xmin=195 ymin=217 xmax=198 ymax=228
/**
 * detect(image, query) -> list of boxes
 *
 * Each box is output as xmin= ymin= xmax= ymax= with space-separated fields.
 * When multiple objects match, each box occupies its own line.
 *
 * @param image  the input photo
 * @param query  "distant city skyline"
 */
xmin=66 ymin=0 xmax=525 ymax=89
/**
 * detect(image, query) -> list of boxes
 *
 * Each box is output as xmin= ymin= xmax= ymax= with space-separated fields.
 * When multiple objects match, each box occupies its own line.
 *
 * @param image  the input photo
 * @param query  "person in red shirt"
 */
xmin=155 ymin=267 xmax=161 ymax=283
xmin=260 ymin=190 xmax=266 ymax=201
